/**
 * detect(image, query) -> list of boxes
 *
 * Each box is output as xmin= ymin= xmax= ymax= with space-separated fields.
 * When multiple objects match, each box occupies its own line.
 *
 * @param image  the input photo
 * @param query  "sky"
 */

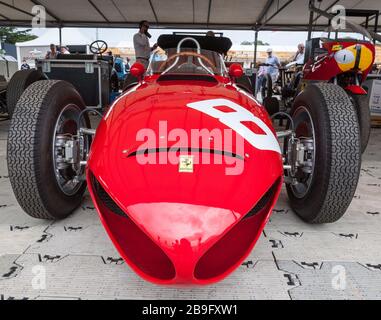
xmin=30 ymin=27 xmax=310 ymax=48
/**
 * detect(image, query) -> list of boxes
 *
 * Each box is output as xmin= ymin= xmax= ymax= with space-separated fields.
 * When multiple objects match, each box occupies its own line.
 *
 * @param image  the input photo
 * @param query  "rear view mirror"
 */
xmin=229 ymin=63 xmax=244 ymax=78
xmin=130 ymin=62 xmax=146 ymax=79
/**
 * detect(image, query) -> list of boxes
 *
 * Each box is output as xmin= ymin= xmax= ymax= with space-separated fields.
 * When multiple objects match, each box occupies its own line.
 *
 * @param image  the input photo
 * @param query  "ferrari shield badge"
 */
xmin=179 ymin=155 xmax=194 ymax=173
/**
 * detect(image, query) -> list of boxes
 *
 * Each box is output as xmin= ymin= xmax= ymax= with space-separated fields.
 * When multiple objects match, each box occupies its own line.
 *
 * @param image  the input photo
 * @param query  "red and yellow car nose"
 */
xmin=334 ymin=44 xmax=374 ymax=72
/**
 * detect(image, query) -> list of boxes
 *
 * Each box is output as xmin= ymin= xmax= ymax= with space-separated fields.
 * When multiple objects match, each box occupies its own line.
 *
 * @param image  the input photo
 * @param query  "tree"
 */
xmin=240 ymin=40 xmax=269 ymax=46
xmin=0 ymin=27 xmax=37 ymax=44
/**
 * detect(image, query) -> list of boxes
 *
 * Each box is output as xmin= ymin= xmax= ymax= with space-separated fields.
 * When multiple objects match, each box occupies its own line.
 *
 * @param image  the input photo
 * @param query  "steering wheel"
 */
xmin=159 ymin=52 xmax=216 ymax=73
xmin=258 ymin=63 xmax=278 ymax=68
xmin=90 ymin=40 xmax=108 ymax=55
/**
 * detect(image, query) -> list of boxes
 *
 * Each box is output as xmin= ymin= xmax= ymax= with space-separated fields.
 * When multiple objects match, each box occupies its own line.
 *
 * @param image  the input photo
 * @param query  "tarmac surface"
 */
xmin=0 ymin=117 xmax=380 ymax=300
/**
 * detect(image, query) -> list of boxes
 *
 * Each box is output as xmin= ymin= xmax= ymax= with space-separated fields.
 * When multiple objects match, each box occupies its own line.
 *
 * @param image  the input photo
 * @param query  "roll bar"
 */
xmin=162 ymin=37 xmax=214 ymax=75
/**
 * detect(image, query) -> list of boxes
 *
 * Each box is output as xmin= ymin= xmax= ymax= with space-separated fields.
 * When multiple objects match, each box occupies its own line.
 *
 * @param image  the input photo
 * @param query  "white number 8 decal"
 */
xmin=187 ymin=99 xmax=281 ymax=154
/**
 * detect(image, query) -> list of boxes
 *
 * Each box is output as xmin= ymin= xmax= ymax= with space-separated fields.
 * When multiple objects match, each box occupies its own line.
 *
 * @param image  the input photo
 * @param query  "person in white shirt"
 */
xmin=256 ymin=48 xmax=280 ymax=96
xmin=264 ymin=48 xmax=281 ymax=82
xmin=60 ymin=46 xmax=70 ymax=55
xmin=133 ymin=20 xmax=158 ymax=68
xmin=293 ymin=43 xmax=305 ymax=64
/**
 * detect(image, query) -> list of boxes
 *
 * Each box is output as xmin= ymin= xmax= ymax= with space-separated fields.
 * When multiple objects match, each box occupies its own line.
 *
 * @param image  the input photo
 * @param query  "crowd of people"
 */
xmin=255 ymin=43 xmax=305 ymax=95
xmin=45 ymin=43 xmax=71 ymax=59
xmin=41 ymin=42 xmax=132 ymax=73
xmin=20 ymin=43 xmax=72 ymax=70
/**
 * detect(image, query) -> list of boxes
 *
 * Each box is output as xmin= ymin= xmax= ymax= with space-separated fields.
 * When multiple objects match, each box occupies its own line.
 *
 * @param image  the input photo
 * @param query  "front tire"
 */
xmin=263 ymin=97 xmax=280 ymax=116
xmin=348 ymin=93 xmax=371 ymax=154
xmin=286 ymin=83 xmax=361 ymax=223
xmin=8 ymin=80 xmax=89 ymax=220
xmin=6 ymin=69 xmax=45 ymax=118
xmin=122 ymin=74 xmax=139 ymax=91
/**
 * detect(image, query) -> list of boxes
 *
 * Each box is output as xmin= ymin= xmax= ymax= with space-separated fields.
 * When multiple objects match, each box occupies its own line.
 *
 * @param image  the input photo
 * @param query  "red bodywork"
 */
xmin=303 ymin=40 xmax=375 ymax=94
xmin=87 ymin=74 xmax=283 ymax=285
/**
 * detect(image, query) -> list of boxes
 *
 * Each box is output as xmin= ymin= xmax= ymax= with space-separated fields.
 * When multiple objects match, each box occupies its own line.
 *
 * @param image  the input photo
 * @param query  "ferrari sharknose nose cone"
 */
xmin=87 ymin=82 xmax=283 ymax=284
xmin=126 ymin=202 xmax=241 ymax=282
xmin=89 ymin=179 xmax=280 ymax=284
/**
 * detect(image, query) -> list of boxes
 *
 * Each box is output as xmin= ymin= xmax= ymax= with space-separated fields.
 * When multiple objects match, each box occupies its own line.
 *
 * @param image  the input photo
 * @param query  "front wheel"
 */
xmin=285 ymin=83 xmax=361 ymax=223
xmin=122 ymin=73 xmax=139 ymax=91
xmin=6 ymin=69 xmax=45 ymax=118
xmin=348 ymin=93 xmax=371 ymax=154
xmin=263 ymin=97 xmax=280 ymax=116
xmin=8 ymin=80 xmax=90 ymax=220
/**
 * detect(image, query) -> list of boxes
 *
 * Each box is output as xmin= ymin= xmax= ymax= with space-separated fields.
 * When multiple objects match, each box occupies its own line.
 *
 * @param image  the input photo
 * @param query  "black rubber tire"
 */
xmin=348 ymin=93 xmax=371 ymax=154
xmin=6 ymin=69 xmax=45 ymax=118
xmin=122 ymin=73 xmax=139 ymax=91
xmin=7 ymin=80 xmax=88 ymax=220
xmin=261 ymin=73 xmax=273 ymax=99
xmin=263 ymin=97 xmax=280 ymax=116
xmin=110 ymin=70 xmax=120 ymax=92
xmin=235 ymin=75 xmax=253 ymax=94
xmin=286 ymin=83 xmax=361 ymax=224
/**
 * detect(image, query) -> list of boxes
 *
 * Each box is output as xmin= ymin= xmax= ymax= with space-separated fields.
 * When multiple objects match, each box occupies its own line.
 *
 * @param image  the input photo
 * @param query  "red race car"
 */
xmin=8 ymin=34 xmax=361 ymax=285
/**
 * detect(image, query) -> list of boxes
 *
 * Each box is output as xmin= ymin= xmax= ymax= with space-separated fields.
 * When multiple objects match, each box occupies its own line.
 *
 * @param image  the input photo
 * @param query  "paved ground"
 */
xmin=0 ymin=117 xmax=380 ymax=300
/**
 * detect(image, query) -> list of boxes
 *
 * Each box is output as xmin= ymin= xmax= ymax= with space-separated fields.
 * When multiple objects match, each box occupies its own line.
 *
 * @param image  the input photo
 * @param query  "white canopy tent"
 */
xmin=114 ymin=40 xmax=134 ymax=48
xmin=0 ymin=0 xmax=379 ymax=30
xmin=1 ymin=0 xmax=380 ymax=66
xmin=15 ymin=28 xmax=93 ymax=68
xmin=0 ymin=54 xmax=17 ymax=79
xmin=230 ymin=44 xmax=296 ymax=52
xmin=16 ymin=28 xmax=93 ymax=47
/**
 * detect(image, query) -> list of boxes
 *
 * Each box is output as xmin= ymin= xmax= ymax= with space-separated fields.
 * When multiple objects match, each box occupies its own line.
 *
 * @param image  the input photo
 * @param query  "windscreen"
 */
xmin=148 ymin=48 xmax=227 ymax=76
